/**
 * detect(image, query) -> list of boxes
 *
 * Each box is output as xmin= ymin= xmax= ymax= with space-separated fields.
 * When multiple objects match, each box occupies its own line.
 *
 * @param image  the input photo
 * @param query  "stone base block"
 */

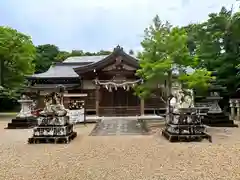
xmin=162 ymin=129 xmax=212 ymax=142
xmin=33 ymin=124 xmax=74 ymax=136
xmin=28 ymin=131 xmax=77 ymax=144
xmin=7 ymin=116 xmax=38 ymax=129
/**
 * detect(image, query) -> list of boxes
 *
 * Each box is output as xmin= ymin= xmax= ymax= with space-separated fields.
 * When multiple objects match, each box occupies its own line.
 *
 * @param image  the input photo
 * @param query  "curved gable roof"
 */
xmin=74 ymin=45 xmax=139 ymax=74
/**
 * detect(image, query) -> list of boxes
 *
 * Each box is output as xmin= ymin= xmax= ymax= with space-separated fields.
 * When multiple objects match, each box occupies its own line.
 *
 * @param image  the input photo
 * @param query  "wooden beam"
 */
xmin=63 ymin=93 xmax=88 ymax=97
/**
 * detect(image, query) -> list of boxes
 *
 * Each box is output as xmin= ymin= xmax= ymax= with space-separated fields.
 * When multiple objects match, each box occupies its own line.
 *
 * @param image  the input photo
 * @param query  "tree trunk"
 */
xmin=167 ymin=71 xmax=172 ymax=97
xmin=0 ymin=60 xmax=3 ymax=87
xmin=166 ymin=71 xmax=172 ymax=120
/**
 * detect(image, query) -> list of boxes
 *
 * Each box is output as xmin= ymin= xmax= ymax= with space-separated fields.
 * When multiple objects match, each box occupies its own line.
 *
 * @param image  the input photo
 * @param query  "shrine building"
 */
xmin=26 ymin=46 xmax=165 ymax=116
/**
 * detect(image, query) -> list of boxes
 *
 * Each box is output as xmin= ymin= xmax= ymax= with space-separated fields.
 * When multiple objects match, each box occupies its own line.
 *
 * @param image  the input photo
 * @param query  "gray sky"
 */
xmin=0 ymin=0 xmax=238 ymax=52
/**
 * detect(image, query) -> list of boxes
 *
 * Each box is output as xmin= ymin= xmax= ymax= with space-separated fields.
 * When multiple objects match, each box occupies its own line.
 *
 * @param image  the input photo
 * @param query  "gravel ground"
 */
xmin=0 ymin=118 xmax=240 ymax=180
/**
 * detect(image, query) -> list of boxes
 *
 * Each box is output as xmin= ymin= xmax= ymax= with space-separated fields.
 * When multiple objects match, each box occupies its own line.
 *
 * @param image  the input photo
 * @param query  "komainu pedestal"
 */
xmin=162 ymin=89 xmax=212 ymax=142
xmin=162 ymin=108 xmax=212 ymax=142
xmin=28 ymin=115 xmax=77 ymax=144
xmin=28 ymin=88 xmax=77 ymax=144
xmin=7 ymin=95 xmax=37 ymax=129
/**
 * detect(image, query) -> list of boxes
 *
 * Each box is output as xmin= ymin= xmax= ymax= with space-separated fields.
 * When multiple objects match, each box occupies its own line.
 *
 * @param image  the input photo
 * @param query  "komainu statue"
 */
xmin=170 ymin=89 xmax=194 ymax=113
xmin=28 ymin=86 xmax=77 ymax=144
xmin=39 ymin=92 xmax=68 ymax=125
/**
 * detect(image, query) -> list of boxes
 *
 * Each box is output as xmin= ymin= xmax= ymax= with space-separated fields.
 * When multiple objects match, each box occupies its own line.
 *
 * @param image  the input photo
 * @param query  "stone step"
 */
xmin=11 ymin=116 xmax=37 ymax=123
xmin=7 ymin=118 xmax=38 ymax=129
xmin=11 ymin=119 xmax=35 ymax=123
xmin=7 ymin=123 xmax=36 ymax=129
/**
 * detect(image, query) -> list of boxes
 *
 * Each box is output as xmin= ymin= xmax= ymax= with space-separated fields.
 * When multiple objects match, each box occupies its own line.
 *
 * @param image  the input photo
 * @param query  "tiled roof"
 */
xmin=63 ymin=55 xmax=108 ymax=63
xmin=28 ymin=55 xmax=110 ymax=79
xmin=29 ymin=64 xmax=80 ymax=78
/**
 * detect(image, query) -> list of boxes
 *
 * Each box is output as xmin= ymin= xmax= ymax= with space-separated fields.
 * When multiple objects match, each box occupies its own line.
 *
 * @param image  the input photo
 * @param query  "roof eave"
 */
xmin=27 ymin=84 xmax=81 ymax=90
xmin=26 ymin=76 xmax=80 ymax=80
xmin=73 ymin=50 xmax=139 ymax=74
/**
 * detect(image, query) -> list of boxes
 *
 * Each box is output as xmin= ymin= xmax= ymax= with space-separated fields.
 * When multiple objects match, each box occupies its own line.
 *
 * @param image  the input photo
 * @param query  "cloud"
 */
xmin=181 ymin=0 xmax=190 ymax=7
xmin=0 ymin=0 xmax=238 ymax=52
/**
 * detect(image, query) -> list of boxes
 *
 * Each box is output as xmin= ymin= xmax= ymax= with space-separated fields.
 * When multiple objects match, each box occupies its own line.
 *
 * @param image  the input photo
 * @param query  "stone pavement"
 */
xmin=89 ymin=119 xmax=148 ymax=136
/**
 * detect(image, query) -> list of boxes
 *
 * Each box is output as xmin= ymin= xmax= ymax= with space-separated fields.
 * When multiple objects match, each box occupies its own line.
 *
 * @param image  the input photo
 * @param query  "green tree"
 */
xmin=71 ymin=50 xmax=84 ymax=56
xmin=54 ymin=51 xmax=71 ymax=62
xmin=136 ymin=15 xmax=212 ymax=99
xmin=33 ymin=44 xmax=60 ymax=73
xmin=188 ymin=7 xmax=240 ymax=96
xmin=0 ymin=26 xmax=36 ymax=99
xmin=54 ymin=49 xmax=112 ymax=62
xmin=183 ymin=23 xmax=200 ymax=55
xmin=221 ymin=9 xmax=240 ymax=94
xmin=70 ymin=49 xmax=111 ymax=56
xmin=97 ymin=50 xmax=111 ymax=55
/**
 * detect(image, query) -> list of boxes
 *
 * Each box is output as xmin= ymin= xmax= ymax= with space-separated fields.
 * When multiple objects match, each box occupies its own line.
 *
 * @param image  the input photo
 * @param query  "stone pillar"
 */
xmin=95 ymin=85 xmax=100 ymax=116
xmin=229 ymin=99 xmax=235 ymax=120
xmin=140 ymin=98 xmax=144 ymax=115
xmin=236 ymin=100 xmax=240 ymax=121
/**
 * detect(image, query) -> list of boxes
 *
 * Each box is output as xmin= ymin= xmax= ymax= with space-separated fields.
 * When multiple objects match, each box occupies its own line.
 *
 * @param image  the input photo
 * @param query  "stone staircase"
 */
xmin=7 ymin=117 xmax=38 ymax=129
xmin=201 ymin=112 xmax=238 ymax=127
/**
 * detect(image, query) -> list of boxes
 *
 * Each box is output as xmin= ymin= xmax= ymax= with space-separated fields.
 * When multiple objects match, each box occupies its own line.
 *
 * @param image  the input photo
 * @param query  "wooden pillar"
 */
xmin=96 ymin=85 xmax=100 ymax=116
xmin=140 ymin=98 xmax=144 ymax=115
